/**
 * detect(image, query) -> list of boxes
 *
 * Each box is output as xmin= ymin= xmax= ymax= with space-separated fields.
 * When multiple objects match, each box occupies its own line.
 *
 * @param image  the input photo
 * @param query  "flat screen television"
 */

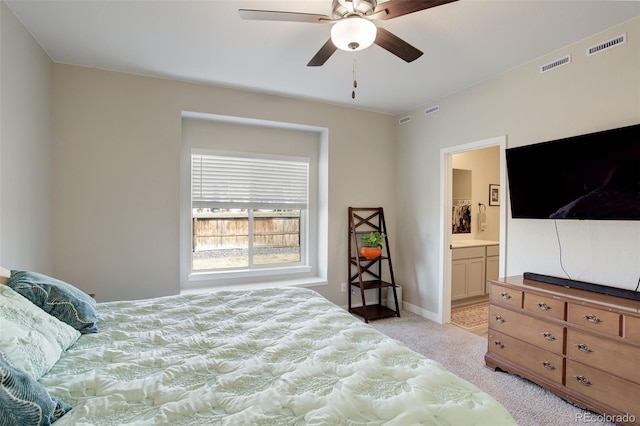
xmin=505 ymin=123 xmax=640 ymax=220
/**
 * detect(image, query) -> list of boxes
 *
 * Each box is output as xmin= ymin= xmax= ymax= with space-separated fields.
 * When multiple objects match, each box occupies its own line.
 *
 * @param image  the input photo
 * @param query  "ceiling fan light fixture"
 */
xmin=330 ymin=17 xmax=377 ymax=51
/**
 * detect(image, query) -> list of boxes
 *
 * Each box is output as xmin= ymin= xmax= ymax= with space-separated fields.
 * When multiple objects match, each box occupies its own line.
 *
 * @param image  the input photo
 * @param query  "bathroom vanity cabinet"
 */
xmin=451 ymin=241 xmax=498 ymax=302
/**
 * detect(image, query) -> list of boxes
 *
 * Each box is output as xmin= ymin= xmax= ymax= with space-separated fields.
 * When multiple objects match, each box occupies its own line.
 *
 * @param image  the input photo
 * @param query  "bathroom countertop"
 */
xmin=450 ymin=239 xmax=499 ymax=249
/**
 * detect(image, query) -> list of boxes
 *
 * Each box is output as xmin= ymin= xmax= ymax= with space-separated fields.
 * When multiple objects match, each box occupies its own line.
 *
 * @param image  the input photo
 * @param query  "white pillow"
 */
xmin=0 ymin=284 xmax=80 ymax=379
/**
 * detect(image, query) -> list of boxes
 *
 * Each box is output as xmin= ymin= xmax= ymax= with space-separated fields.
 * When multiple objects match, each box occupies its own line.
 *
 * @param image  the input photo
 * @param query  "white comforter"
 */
xmin=41 ymin=287 xmax=515 ymax=425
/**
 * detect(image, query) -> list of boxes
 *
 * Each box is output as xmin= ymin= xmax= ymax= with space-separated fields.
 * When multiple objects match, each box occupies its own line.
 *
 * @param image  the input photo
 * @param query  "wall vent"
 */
xmin=425 ymin=105 xmax=440 ymax=116
xmin=399 ymin=116 xmax=411 ymax=125
xmin=540 ymin=55 xmax=571 ymax=73
xmin=587 ymin=33 xmax=626 ymax=56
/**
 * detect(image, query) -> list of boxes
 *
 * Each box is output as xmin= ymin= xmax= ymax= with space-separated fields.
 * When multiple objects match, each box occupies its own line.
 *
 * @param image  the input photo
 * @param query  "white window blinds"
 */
xmin=192 ymin=153 xmax=309 ymax=209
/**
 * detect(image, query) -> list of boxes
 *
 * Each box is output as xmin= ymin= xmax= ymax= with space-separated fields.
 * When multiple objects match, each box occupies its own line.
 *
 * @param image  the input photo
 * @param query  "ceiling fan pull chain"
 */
xmin=352 ymin=58 xmax=357 ymax=99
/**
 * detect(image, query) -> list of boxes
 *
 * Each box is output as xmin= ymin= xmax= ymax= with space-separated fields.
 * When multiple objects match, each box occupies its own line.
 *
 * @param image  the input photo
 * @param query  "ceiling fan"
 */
xmin=239 ymin=0 xmax=458 ymax=66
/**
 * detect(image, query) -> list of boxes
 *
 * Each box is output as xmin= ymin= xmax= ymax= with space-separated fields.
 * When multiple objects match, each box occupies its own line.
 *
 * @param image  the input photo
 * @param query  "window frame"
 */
xmin=189 ymin=150 xmax=311 ymax=279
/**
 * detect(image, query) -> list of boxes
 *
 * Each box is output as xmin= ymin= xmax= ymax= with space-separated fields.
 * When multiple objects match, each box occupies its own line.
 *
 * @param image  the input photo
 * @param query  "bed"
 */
xmin=1 ymin=270 xmax=515 ymax=425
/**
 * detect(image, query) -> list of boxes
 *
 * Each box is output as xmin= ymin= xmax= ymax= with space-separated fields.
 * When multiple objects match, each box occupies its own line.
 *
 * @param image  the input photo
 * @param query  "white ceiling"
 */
xmin=7 ymin=0 xmax=640 ymax=115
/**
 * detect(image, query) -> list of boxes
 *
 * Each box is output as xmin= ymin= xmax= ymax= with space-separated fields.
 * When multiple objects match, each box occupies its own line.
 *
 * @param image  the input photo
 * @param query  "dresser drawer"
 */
xmin=488 ymin=329 xmax=564 ymax=384
xmin=524 ymin=293 xmax=566 ymax=321
xmin=624 ymin=314 xmax=640 ymax=343
xmin=567 ymin=303 xmax=621 ymax=336
xmin=567 ymin=328 xmax=640 ymax=384
xmin=489 ymin=304 xmax=565 ymax=355
xmin=567 ymin=360 xmax=640 ymax=421
xmin=490 ymin=284 xmax=522 ymax=308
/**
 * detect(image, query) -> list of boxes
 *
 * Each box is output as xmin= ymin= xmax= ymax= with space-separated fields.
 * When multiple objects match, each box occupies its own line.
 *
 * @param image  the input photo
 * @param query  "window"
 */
xmin=180 ymin=112 xmax=328 ymax=290
xmin=190 ymin=152 xmax=309 ymax=273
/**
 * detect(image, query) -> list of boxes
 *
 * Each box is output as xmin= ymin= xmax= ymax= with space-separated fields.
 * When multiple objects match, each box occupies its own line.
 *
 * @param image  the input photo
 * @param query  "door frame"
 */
xmin=438 ymin=135 xmax=508 ymax=324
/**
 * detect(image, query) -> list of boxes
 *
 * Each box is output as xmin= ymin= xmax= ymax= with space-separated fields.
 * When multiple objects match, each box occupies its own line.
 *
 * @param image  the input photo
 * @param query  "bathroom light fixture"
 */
xmin=330 ymin=16 xmax=377 ymax=51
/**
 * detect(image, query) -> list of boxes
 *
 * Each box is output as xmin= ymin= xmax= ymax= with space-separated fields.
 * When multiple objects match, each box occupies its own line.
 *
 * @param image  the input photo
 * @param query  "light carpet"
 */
xmin=370 ymin=310 xmax=614 ymax=426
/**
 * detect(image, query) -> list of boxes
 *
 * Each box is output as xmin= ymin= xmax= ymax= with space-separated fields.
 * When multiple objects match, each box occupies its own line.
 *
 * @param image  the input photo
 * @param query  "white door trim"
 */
xmin=438 ymin=135 xmax=508 ymax=324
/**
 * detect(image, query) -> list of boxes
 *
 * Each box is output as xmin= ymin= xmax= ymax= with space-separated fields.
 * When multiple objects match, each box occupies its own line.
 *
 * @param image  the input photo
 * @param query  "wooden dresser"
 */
xmin=485 ymin=276 xmax=640 ymax=425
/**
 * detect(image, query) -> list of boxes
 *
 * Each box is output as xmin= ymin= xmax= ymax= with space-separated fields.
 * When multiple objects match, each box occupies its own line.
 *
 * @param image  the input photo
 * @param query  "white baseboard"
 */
xmin=402 ymin=300 xmax=442 ymax=324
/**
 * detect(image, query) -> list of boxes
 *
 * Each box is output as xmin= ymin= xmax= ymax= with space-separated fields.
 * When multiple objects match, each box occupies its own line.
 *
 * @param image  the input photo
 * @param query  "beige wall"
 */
xmin=452 ymin=146 xmax=501 ymax=241
xmin=51 ymin=64 xmax=397 ymax=303
xmin=396 ymin=18 xmax=640 ymax=317
xmin=0 ymin=2 xmax=53 ymax=272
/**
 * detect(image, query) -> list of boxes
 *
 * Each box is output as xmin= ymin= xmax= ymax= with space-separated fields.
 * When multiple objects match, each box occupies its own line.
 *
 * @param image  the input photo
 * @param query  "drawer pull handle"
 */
xmin=573 ymin=375 xmax=591 ymax=386
xmin=541 ymin=332 xmax=556 ymax=341
xmin=493 ymin=341 xmax=504 ymax=349
xmin=537 ymin=302 xmax=550 ymax=311
xmin=575 ymin=343 xmax=593 ymax=354
xmin=500 ymin=292 xmax=512 ymax=300
xmin=494 ymin=315 xmax=505 ymax=324
xmin=582 ymin=314 xmax=601 ymax=324
xmin=541 ymin=361 xmax=555 ymax=371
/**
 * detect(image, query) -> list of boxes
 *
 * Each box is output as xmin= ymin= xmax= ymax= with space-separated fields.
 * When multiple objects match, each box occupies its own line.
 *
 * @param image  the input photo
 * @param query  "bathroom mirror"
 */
xmin=452 ymin=168 xmax=471 ymax=234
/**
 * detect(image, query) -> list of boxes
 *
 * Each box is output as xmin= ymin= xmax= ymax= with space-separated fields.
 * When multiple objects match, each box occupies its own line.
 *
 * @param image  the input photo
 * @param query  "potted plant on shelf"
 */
xmin=359 ymin=231 xmax=386 ymax=259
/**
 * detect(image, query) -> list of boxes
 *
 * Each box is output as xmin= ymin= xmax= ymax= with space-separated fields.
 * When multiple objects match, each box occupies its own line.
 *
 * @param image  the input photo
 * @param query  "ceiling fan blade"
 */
xmin=374 ymin=27 xmax=423 ymax=62
xmin=307 ymin=39 xmax=338 ymax=67
xmin=374 ymin=0 xmax=458 ymax=20
xmin=238 ymin=9 xmax=332 ymax=23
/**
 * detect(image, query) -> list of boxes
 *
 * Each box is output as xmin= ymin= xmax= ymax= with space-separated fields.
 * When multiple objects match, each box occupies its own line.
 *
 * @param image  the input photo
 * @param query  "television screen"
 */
xmin=505 ymin=123 xmax=640 ymax=220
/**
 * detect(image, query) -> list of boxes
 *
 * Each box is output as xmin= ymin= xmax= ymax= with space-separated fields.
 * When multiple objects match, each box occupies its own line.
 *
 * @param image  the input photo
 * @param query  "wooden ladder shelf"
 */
xmin=348 ymin=207 xmax=400 ymax=323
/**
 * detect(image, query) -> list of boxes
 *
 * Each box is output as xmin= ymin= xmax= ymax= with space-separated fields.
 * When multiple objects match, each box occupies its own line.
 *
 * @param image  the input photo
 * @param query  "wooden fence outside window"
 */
xmin=192 ymin=212 xmax=300 ymax=251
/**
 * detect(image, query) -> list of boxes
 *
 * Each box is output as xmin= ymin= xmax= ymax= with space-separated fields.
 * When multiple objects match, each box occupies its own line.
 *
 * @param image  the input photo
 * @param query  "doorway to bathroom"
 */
xmin=439 ymin=136 xmax=507 ymax=332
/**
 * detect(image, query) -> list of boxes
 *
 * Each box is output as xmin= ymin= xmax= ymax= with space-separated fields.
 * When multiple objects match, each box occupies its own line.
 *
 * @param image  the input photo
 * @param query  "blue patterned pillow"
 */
xmin=8 ymin=270 xmax=98 ymax=334
xmin=0 ymin=350 xmax=72 ymax=425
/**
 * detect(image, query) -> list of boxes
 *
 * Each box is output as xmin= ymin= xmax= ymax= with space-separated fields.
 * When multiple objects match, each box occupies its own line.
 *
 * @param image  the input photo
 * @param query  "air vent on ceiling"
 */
xmin=399 ymin=116 xmax=411 ymax=125
xmin=587 ymin=33 xmax=626 ymax=57
xmin=425 ymin=105 xmax=440 ymax=116
xmin=540 ymin=55 xmax=571 ymax=73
